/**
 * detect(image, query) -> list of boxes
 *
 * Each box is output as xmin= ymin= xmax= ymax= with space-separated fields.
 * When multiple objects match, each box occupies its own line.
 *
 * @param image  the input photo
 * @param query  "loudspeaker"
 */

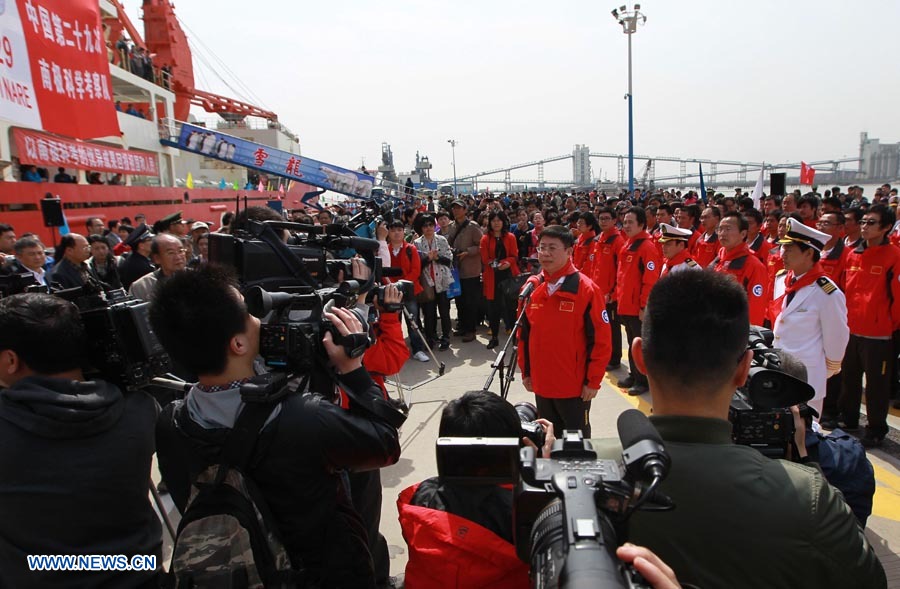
xmin=40 ymin=197 xmax=65 ymax=227
xmin=770 ymin=173 xmax=786 ymax=197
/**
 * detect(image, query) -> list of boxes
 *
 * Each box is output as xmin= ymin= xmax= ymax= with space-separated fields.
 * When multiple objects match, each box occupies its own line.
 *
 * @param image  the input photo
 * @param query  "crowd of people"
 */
xmin=0 ymin=181 xmax=895 ymax=587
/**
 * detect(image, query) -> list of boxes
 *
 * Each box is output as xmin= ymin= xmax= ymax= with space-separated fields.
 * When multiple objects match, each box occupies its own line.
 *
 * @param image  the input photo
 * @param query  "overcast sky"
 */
xmin=126 ymin=0 xmax=900 ymax=183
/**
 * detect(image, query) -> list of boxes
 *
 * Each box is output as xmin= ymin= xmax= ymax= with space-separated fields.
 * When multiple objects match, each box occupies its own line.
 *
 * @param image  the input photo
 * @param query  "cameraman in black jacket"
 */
xmin=152 ymin=265 xmax=402 ymax=588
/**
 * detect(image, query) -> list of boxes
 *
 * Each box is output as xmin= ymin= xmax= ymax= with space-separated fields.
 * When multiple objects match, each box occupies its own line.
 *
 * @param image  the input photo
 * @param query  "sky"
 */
xmin=126 ymin=0 xmax=900 ymax=184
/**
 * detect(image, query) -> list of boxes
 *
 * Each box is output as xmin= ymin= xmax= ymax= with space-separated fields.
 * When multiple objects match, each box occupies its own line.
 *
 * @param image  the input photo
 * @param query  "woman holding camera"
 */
xmin=414 ymin=215 xmax=454 ymax=351
xmin=480 ymin=212 xmax=519 ymax=349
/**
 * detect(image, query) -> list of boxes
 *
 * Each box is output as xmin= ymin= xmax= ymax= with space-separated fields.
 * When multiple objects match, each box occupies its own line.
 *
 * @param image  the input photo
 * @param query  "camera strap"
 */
xmin=214 ymin=398 xmax=281 ymax=486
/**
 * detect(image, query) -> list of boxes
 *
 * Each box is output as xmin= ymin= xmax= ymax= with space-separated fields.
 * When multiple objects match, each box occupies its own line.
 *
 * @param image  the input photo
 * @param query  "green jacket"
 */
xmin=622 ymin=416 xmax=886 ymax=589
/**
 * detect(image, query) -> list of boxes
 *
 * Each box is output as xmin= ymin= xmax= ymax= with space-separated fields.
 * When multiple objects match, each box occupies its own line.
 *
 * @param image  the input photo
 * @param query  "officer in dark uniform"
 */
xmin=118 ymin=224 xmax=155 ymax=290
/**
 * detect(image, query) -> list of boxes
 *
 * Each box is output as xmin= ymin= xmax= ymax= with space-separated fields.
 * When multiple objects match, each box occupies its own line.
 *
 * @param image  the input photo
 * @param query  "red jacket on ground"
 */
xmin=480 ymin=232 xmax=519 ymax=300
xmin=693 ymin=231 xmax=719 ymax=269
xmin=844 ymin=241 xmax=900 ymax=337
xmin=615 ymin=231 xmax=661 ymax=317
xmin=397 ymin=484 xmax=529 ymax=589
xmin=389 ymin=241 xmax=423 ymax=295
xmin=714 ymin=243 xmax=768 ymax=326
xmin=589 ymin=229 xmax=625 ymax=300
xmin=518 ymin=262 xmax=611 ymax=398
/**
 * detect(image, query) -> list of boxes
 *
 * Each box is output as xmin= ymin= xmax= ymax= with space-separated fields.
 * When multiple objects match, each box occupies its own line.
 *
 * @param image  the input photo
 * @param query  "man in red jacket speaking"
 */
xmin=517 ymin=225 xmax=611 ymax=437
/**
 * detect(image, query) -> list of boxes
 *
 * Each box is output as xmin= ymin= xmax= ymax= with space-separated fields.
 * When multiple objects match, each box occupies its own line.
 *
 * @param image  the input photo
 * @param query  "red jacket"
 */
xmin=693 ymin=231 xmax=719 ymax=269
xmin=397 ymin=484 xmax=529 ymax=589
xmin=518 ymin=263 xmax=611 ymax=398
xmin=820 ymin=238 xmax=850 ymax=291
xmin=389 ymin=241 xmax=423 ymax=295
xmin=615 ymin=231 xmax=661 ymax=317
xmin=714 ymin=243 xmax=768 ymax=326
xmin=480 ymin=232 xmax=519 ymax=300
xmin=764 ymin=245 xmax=785 ymax=324
xmin=589 ymin=229 xmax=625 ymax=299
xmin=748 ymin=232 xmax=771 ymax=265
xmin=573 ymin=230 xmax=598 ymax=274
xmin=844 ymin=241 xmax=900 ymax=337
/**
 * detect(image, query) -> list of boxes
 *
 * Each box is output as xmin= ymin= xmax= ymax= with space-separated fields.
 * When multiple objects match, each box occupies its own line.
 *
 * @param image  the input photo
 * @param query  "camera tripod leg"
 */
xmin=402 ymin=306 xmax=446 ymax=376
xmin=150 ymin=479 xmax=177 ymax=542
xmin=483 ymin=297 xmax=529 ymax=399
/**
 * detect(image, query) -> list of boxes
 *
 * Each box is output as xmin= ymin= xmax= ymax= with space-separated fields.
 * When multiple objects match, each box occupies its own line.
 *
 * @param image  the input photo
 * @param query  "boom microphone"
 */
xmin=617 ymin=409 xmax=670 ymax=482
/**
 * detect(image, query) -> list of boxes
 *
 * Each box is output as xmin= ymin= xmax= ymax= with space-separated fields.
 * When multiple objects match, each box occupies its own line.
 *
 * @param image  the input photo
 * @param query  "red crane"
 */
xmin=104 ymin=0 xmax=278 ymax=123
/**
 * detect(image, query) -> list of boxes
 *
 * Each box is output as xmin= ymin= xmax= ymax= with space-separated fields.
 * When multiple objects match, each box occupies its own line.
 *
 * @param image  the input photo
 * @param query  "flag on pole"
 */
xmin=186 ymin=172 xmax=194 ymax=189
xmin=800 ymin=162 xmax=816 ymax=186
xmin=257 ymin=179 xmax=264 ymax=192
xmin=219 ymin=178 xmax=227 ymax=190
xmin=750 ymin=163 xmax=765 ymax=210
xmin=232 ymin=180 xmax=239 ymax=190
xmin=699 ymin=163 xmax=707 ymax=204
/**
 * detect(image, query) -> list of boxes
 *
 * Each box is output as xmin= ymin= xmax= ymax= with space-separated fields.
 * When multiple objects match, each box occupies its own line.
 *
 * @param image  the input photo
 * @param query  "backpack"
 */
xmin=169 ymin=390 xmax=300 ymax=588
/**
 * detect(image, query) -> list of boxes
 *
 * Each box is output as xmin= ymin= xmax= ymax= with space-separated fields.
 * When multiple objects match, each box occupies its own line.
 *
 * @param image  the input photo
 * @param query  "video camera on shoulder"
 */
xmin=728 ymin=326 xmax=815 ymax=459
xmin=435 ymin=411 xmax=673 ymax=589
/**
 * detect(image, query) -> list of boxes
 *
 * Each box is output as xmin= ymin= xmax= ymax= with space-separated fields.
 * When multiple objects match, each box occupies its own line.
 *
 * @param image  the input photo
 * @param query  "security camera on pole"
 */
xmin=611 ymin=4 xmax=647 ymax=195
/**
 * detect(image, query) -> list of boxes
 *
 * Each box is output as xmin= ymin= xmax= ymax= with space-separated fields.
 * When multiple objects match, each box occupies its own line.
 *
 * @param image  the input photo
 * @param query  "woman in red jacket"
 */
xmin=480 ymin=211 xmax=519 ymax=349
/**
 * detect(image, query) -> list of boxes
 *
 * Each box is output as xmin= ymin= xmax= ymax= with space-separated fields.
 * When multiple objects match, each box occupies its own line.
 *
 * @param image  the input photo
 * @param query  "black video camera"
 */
xmin=515 ymin=402 xmax=546 ymax=450
xmin=435 ymin=411 xmax=673 ymax=589
xmin=728 ymin=326 xmax=815 ymax=459
xmin=53 ymin=283 xmax=171 ymax=390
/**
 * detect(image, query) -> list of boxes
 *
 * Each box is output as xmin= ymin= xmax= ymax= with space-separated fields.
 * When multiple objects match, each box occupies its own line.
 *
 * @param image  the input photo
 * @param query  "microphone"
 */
xmin=617 ymin=409 xmax=670 ymax=482
xmin=518 ymin=280 xmax=536 ymax=299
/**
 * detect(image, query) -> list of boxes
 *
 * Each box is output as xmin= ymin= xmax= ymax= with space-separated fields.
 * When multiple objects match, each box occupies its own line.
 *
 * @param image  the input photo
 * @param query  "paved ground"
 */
xmin=380 ymin=325 xmax=900 ymax=587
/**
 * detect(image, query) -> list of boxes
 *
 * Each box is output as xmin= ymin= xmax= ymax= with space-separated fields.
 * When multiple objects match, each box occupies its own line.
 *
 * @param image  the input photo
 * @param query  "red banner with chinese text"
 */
xmin=14 ymin=128 xmax=158 ymax=175
xmin=16 ymin=0 xmax=120 ymax=139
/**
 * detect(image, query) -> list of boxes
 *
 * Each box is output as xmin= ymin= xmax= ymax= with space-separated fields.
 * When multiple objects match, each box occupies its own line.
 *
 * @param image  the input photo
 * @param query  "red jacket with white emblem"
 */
xmin=713 ymin=243 xmax=769 ymax=326
xmin=615 ymin=231 xmax=662 ymax=317
xmin=844 ymin=241 xmax=900 ymax=337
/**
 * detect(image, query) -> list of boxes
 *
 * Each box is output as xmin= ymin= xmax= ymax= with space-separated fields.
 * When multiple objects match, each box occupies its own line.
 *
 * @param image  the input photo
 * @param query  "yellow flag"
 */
xmin=186 ymin=172 xmax=194 ymax=189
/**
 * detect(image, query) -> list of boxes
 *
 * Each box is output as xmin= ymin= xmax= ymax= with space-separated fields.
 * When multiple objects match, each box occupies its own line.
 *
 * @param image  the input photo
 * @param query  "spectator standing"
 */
xmin=414 ymin=215 xmax=454 ymax=351
xmin=444 ymin=200 xmax=483 ymax=343
xmin=479 ymin=212 xmax=518 ymax=350
xmin=713 ymin=212 xmax=768 ymax=327
xmin=615 ymin=207 xmax=661 ymax=396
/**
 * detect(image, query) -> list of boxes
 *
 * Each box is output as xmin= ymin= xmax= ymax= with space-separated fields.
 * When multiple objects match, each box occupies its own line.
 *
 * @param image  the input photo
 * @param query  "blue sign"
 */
xmin=167 ymin=123 xmax=377 ymax=199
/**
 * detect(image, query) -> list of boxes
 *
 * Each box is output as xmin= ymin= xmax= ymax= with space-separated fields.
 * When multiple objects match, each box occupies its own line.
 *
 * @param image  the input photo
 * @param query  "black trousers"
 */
xmin=535 ymin=395 xmax=592 ymax=438
xmin=487 ymin=278 xmax=515 ymax=337
xmin=422 ymin=291 xmax=452 ymax=342
xmin=607 ymin=302 xmax=623 ymax=366
xmin=348 ymin=469 xmax=389 ymax=584
xmin=456 ymin=276 xmax=481 ymax=333
xmin=620 ymin=314 xmax=647 ymax=386
xmin=840 ymin=334 xmax=893 ymax=435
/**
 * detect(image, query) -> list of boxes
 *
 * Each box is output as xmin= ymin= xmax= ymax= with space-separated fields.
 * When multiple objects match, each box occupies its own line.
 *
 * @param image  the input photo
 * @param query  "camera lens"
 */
xmin=515 ymin=402 xmax=539 ymax=423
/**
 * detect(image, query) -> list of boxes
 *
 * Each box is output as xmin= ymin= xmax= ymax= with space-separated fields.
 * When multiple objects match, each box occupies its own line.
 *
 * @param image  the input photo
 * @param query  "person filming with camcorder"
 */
xmin=398 ymin=390 xmax=683 ymax=589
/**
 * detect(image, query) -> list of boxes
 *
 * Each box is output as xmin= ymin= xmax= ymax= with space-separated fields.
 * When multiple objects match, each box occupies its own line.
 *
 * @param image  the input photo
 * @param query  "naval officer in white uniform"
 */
xmin=657 ymin=223 xmax=700 ymax=276
xmin=771 ymin=219 xmax=849 ymax=417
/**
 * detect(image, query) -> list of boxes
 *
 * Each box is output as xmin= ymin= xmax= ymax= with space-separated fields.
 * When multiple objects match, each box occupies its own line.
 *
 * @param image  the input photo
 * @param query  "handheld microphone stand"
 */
xmin=482 ymin=291 xmax=532 ymax=400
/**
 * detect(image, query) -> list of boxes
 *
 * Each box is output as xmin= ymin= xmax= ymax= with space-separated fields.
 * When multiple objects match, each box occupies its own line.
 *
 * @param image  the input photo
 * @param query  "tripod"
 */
xmin=482 ymin=292 xmax=531 ymax=400
xmin=384 ymin=305 xmax=447 ymax=408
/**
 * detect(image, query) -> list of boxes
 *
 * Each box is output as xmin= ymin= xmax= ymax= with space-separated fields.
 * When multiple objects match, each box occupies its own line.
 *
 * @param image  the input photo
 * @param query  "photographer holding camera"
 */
xmin=152 ymin=265 xmax=402 ymax=587
xmin=398 ymin=391 xmax=682 ymax=589
xmin=623 ymin=270 xmax=884 ymax=588
xmin=0 ymin=293 xmax=162 ymax=588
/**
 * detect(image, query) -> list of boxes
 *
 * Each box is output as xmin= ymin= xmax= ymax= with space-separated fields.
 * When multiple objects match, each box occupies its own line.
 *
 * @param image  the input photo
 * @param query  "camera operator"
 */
xmin=152 ymin=266 xmax=402 ymax=587
xmin=385 ymin=219 xmax=429 ymax=362
xmin=0 ymin=293 xmax=162 ymax=587
xmin=623 ymin=270 xmax=885 ymax=588
xmin=397 ymin=391 xmax=682 ymax=589
xmin=774 ymin=350 xmax=876 ymax=527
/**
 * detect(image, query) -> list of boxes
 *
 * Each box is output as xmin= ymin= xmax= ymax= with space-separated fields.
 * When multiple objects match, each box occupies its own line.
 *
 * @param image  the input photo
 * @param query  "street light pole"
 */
xmin=448 ymin=139 xmax=458 ymax=196
xmin=612 ymin=4 xmax=646 ymax=196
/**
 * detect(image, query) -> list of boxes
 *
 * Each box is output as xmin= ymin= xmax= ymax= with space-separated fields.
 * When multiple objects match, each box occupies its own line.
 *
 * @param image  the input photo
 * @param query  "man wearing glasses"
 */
xmin=817 ymin=211 xmax=850 ymax=290
xmin=129 ymin=233 xmax=188 ymax=303
xmin=836 ymin=205 xmax=900 ymax=447
xmin=517 ymin=225 xmax=611 ymax=438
